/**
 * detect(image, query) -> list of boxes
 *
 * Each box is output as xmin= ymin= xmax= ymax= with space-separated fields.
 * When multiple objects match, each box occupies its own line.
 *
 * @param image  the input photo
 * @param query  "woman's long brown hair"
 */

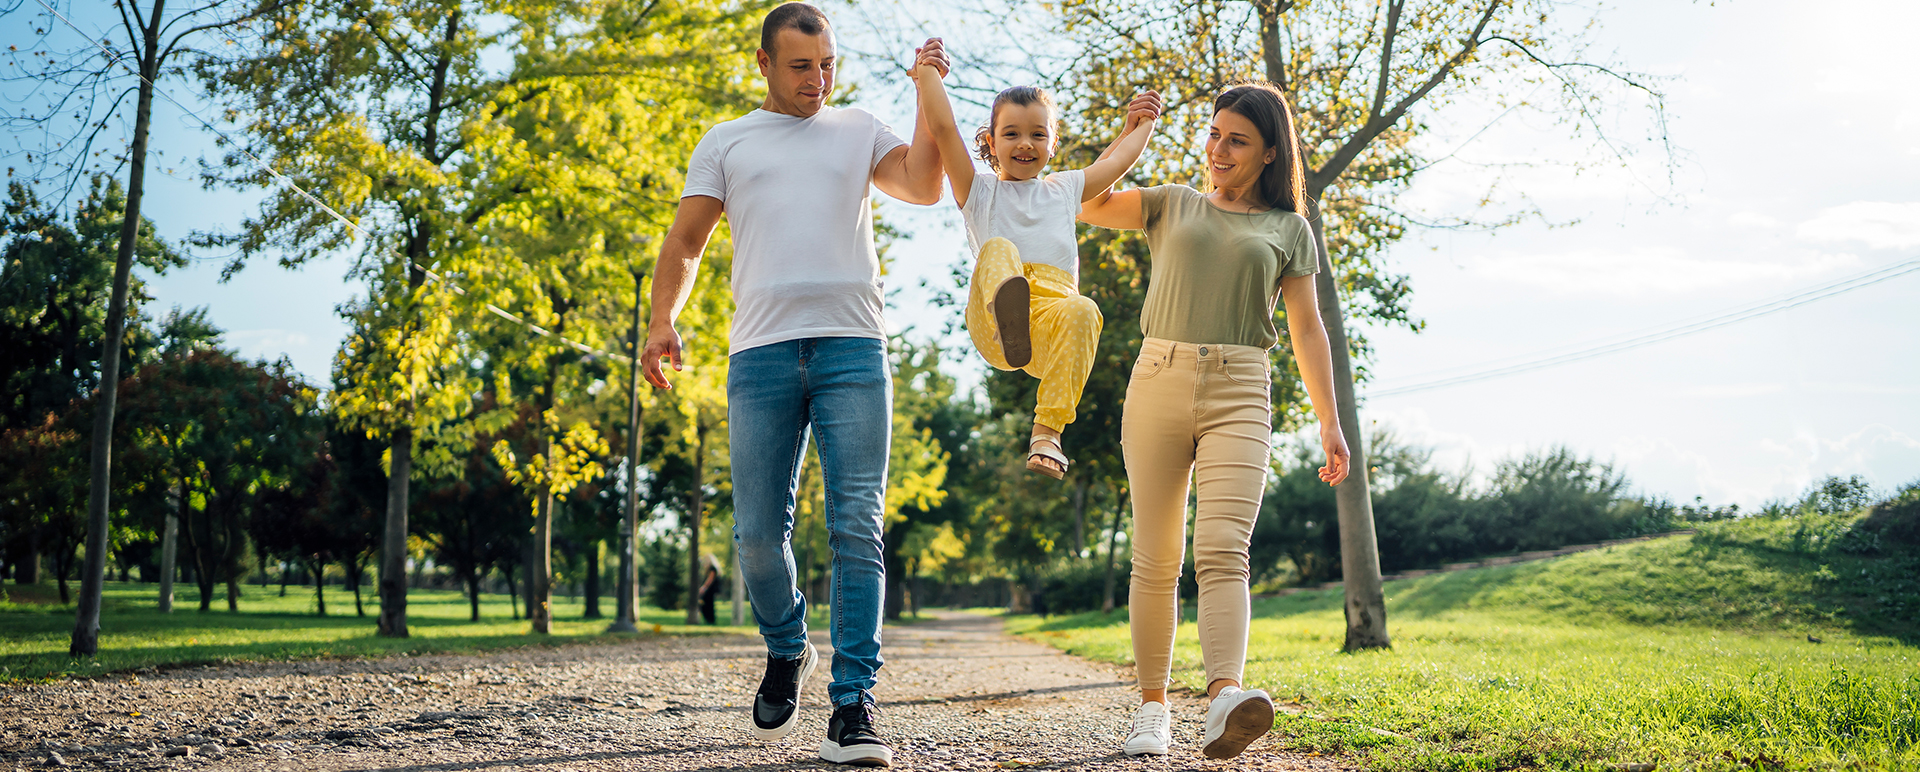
xmin=1213 ymin=83 xmax=1306 ymax=214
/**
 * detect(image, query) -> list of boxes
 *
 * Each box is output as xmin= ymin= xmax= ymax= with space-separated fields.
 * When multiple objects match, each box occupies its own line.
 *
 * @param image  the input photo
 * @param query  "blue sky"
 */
xmin=16 ymin=0 xmax=1916 ymax=508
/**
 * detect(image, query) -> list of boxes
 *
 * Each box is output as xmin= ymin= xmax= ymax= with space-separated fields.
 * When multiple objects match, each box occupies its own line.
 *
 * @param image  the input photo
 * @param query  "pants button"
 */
xmin=1199 ymin=346 xmax=1209 ymax=356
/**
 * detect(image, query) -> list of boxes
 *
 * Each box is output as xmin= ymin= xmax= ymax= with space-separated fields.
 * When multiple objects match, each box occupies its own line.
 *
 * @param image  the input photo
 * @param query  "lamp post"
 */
xmin=609 ymin=238 xmax=649 ymax=633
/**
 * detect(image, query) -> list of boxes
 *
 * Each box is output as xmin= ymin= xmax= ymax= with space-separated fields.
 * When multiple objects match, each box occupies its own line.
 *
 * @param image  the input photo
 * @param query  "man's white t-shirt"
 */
xmin=959 ymin=169 xmax=1087 ymax=286
xmin=681 ymin=106 xmax=907 ymax=355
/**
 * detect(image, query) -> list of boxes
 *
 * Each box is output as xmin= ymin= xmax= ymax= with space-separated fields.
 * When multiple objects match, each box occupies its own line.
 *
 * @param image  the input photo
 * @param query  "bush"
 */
xmin=1851 ymin=479 xmax=1920 ymax=552
xmin=641 ymin=534 xmax=685 ymax=611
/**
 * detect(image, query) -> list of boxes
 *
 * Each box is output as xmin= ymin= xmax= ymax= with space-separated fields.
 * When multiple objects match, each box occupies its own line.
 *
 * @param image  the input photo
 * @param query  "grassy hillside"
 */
xmin=1010 ymin=515 xmax=1920 ymax=770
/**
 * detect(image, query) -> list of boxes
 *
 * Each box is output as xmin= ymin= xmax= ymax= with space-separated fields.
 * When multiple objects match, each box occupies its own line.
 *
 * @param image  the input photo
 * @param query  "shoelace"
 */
xmin=1130 ymin=708 xmax=1166 ymax=736
xmin=758 ymin=655 xmax=800 ymax=699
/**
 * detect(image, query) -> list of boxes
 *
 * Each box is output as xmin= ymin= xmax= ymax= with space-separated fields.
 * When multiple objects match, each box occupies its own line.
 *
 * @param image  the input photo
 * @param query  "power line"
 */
xmin=29 ymin=0 xmax=633 ymax=365
xmin=1365 ymin=254 xmax=1920 ymax=398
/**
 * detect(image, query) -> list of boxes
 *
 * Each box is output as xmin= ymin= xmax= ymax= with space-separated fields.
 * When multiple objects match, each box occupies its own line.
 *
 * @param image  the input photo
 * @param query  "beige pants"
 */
xmin=964 ymin=238 xmax=1102 ymax=431
xmin=1123 ymin=337 xmax=1273 ymax=690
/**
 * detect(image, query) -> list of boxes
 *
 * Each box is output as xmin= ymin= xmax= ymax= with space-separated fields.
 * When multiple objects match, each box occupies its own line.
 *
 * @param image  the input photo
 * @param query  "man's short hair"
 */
xmin=761 ymin=2 xmax=831 ymax=57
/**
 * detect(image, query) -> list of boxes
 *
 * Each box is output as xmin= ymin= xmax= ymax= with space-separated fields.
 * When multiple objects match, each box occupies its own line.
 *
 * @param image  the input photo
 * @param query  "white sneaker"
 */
xmin=1200 ymin=686 xmax=1274 ymax=759
xmin=1122 ymin=700 xmax=1171 ymax=756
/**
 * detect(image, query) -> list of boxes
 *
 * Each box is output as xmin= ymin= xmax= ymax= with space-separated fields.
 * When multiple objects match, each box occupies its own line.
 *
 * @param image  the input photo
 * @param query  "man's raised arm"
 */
xmin=873 ymin=38 xmax=950 ymax=205
xmin=642 ymin=195 xmax=725 ymax=390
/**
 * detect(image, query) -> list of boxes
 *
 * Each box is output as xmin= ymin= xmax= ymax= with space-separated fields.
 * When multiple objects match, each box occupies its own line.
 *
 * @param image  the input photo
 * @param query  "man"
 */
xmin=641 ymin=3 xmax=946 ymax=767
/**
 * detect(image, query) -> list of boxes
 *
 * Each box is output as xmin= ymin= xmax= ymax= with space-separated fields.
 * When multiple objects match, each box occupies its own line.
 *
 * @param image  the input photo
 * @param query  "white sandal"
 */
xmin=1026 ymin=434 xmax=1068 ymax=480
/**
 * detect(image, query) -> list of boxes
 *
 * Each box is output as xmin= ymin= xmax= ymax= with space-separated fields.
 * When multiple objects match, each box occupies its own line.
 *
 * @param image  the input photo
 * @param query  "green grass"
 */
xmin=1009 ymin=518 xmax=1920 ymax=771
xmin=0 ymin=580 xmax=756 ymax=683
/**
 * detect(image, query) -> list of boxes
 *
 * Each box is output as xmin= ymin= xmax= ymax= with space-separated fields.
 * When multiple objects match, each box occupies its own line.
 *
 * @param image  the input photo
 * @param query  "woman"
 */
xmin=1078 ymin=82 xmax=1351 ymax=760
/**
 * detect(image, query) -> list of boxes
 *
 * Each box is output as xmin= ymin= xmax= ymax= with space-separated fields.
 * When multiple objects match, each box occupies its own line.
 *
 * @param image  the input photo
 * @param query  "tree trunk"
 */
xmin=70 ymin=0 xmax=167 ymax=658
xmin=347 ymin=558 xmax=365 ymax=617
xmin=466 ymin=570 xmax=481 ymax=622
xmin=532 ymin=486 xmax=554 ymax=633
xmin=609 ymin=271 xmax=645 ymax=634
xmin=1103 ymin=489 xmax=1129 ymax=613
xmin=504 ymin=565 xmax=520 ymax=621
xmin=684 ymin=412 xmax=708 ymax=625
xmin=377 ymin=427 xmax=411 ymax=637
xmin=1306 ymin=217 xmax=1391 ymax=651
xmin=278 ymin=560 xmax=288 ymax=597
xmin=196 ymin=573 xmax=215 ymax=613
xmin=1072 ymin=477 xmax=1090 ymax=556
xmin=583 ymin=542 xmax=601 ymax=619
xmin=312 ymin=558 xmax=327 ymax=616
xmin=18 ymin=541 xmax=40 ymax=584
xmin=56 ymin=550 xmax=72 ymax=604
xmin=882 ymin=522 xmax=909 ymax=621
xmin=225 ymin=578 xmax=240 ymax=612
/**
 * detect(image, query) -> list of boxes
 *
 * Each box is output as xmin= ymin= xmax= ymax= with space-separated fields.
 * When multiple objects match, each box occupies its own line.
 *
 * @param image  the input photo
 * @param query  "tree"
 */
xmin=1 ymin=179 xmax=184 ymax=592
xmin=4 ymin=0 xmax=300 ymax=657
xmin=208 ymin=0 xmax=768 ymax=638
xmin=115 ymin=348 xmax=320 ymax=611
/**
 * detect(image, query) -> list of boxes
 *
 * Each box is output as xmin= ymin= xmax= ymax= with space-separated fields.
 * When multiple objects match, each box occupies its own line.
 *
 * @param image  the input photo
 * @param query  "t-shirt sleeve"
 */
xmin=1140 ymin=184 xmax=1175 ymax=233
xmin=1280 ymin=214 xmax=1320 ymax=277
xmin=870 ymin=112 xmax=909 ymax=171
xmin=1053 ymin=169 xmax=1088 ymax=212
xmin=681 ymin=126 xmax=727 ymax=201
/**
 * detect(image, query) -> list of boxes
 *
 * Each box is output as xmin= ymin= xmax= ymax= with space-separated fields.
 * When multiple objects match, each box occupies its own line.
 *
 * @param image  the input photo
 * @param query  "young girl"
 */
xmin=911 ymin=55 xmax=1159 ymax=479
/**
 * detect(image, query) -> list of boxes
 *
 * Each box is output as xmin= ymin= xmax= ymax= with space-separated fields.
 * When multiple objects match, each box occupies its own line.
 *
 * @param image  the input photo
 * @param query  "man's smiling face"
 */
xmin=758 ymin=28 xmax=835 ymax=118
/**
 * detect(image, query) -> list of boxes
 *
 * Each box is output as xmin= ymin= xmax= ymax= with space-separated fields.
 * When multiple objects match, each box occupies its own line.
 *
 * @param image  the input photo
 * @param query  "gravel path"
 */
xmin=2 ymin=611 xmax=1349 ymax=771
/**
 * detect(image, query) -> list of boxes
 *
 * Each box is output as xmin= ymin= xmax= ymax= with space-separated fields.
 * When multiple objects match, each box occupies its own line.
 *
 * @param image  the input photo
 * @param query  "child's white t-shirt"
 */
xmin=960 ymin=169 xmax=1087 ymax=286
xmin=680 ymin=107 xmax=907 ymax=355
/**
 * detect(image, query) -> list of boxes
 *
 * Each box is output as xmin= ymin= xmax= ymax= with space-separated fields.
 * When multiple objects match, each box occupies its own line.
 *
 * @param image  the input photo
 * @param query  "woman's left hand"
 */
xmin=1319 ymin=424 xmax=1351 ymax=486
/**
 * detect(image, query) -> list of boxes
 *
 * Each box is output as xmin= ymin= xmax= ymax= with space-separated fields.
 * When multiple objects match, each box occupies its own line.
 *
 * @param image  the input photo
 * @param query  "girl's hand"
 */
xmin=912 ymin=37 xmax=951 ymax=79
xmin=1123 ymin=90 xmax=1163 ymax=133
xmin=1319 ymin=424 xmax=1351 ymax=486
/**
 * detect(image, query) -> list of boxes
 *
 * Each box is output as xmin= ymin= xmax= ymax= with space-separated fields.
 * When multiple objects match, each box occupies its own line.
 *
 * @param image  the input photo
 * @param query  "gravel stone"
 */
xmin=1 ymin=611 xmax=1346 ymax=770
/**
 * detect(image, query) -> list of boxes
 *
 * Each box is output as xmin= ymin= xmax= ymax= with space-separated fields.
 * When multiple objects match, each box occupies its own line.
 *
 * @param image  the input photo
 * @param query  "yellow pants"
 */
xmin=965 ymin=237 xmax=1102 ymax=431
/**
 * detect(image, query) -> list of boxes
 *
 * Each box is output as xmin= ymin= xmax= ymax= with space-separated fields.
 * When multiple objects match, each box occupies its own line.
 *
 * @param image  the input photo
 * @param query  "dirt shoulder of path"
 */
xmin=2 ymin=611 xmax=1350 ymax=771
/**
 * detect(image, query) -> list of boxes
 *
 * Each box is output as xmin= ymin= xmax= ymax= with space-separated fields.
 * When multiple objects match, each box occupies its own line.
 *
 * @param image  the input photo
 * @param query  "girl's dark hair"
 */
xmin=974 ymin=86 xmax=1056 ymax=171
xmin=1213 ymin=83 xmax=1306 ymax=214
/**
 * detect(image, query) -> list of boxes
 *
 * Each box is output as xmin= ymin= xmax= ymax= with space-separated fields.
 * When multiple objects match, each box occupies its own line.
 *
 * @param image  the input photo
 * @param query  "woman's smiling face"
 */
xmin=990 ymin=102 xmax=1055 ymax=181
xmin=1205 ymin=109 xmax=1275 ymax=196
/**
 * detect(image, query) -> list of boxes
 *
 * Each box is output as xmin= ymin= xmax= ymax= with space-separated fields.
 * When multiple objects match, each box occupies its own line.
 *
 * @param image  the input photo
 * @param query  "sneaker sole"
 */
xmin=1202 ymin=696 xmax=1274 ymax=759
xmin=1122 ymin=741 xmax=1169 ymax=757
xmin=993 ymin=276 xmax=1032 ymax=369
xmin=750 ymin=643 xmax=818 ymax=741
xmin=819 ymin=739 xmax=893 ymax=767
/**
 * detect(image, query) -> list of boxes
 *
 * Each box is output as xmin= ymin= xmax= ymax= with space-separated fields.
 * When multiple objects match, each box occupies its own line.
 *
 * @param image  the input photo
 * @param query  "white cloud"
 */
xmin=1796 ymin=201 xmax=1920 ymax=250
xmin=1725 ymin=211 xmax=1779 ymax=230
xmin=1466 ymin=246 xmax=1859 ymax=296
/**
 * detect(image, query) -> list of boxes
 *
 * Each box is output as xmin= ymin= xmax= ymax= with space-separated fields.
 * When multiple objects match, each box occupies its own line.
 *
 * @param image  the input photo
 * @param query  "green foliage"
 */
xmin=113 ymin=349 xmax=324 ymax=611
xmin=1261 ymin=435 xmax=1744 ymax=582
xmin=641 ymin=532 xmax=686 ymax=612
xmin=0 ymin=178 xmax=184 ymax=431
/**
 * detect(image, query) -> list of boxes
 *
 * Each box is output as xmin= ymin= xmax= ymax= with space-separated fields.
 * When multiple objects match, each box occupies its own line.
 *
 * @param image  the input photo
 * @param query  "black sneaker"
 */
xmin=751 ymin=642 xmax=818 ymax=741
xmin=819 ymin=693 xmax=891 ymax=767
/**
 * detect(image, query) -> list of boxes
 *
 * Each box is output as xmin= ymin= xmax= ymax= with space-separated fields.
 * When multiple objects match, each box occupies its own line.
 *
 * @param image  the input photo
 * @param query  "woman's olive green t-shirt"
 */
xmin=1139 ymin=184 xmax=1319 ymax=349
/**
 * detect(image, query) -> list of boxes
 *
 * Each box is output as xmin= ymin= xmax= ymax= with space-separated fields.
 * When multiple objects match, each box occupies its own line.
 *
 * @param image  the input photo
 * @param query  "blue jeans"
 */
xmin=729 ymin=336 xmax=890 ymax=707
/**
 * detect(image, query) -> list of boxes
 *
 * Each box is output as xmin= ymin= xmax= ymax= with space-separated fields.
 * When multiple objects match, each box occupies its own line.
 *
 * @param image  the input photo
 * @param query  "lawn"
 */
xmin=1008 ymin=517 xmax=1920 ymax=771
xmin=0 ymin=580 xmax=754 ymax=683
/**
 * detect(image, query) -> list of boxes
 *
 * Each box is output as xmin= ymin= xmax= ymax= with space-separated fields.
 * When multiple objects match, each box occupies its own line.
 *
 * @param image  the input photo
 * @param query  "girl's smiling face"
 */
xmin=989 ymin=102 xmax=1055 ymax=181
xmin=1205 ymin=109 xmax=1276 ymax=197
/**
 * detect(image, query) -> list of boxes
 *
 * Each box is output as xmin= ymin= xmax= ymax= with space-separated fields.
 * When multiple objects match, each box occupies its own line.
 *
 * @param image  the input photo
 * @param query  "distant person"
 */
xmin=697 ymin=555 xmax=721 ymax=625
xmin=907 ymin=56 xmax=1161 ymax=479
xmin=640 ymin=2 xmax=946 ymax=767
xmin=1078 ymin=82 xmax=1352 ymax=760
